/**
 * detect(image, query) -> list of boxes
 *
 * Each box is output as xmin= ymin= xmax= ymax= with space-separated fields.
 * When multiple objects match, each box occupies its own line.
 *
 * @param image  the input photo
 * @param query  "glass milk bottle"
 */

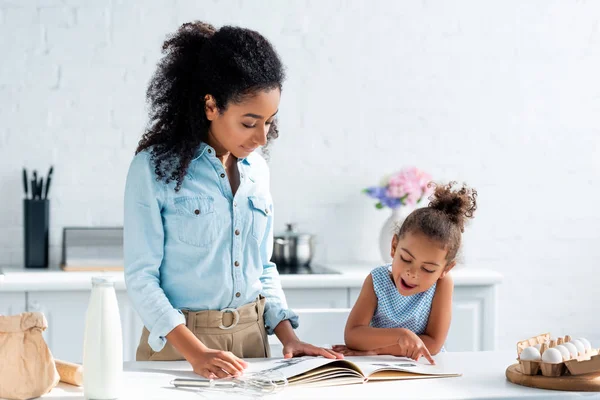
xmin=83 ymin=276 xmax=123 ymax=399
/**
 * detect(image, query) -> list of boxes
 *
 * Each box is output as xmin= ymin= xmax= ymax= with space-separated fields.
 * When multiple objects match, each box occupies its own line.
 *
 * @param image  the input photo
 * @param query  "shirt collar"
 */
xmin=192 ymin=142 xmax=252 ymax=165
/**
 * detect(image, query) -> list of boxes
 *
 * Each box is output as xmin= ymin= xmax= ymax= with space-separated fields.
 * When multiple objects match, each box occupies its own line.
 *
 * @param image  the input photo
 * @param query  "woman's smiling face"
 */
xmin=205 ymin=88 xmax=280 ymax=158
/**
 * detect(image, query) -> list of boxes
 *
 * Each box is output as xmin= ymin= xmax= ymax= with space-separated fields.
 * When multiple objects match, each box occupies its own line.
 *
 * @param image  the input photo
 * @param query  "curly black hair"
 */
xmin=136 ymin=21 xmax=285 ymax=191
xmin=397 ymin=182 xmax=478 ymax=262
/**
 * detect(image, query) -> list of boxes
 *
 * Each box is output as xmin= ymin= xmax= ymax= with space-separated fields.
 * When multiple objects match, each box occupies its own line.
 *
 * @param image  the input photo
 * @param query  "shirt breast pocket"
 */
xmin=174 ymin=196 xmax=216 ymax=247
xmin=248 ymin=196 xmax=270 ymax=242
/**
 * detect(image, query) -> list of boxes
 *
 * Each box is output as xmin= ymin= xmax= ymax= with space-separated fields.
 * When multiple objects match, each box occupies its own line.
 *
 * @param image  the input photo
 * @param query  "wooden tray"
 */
xmin=506 ymin=363 xmax=600 ymax=392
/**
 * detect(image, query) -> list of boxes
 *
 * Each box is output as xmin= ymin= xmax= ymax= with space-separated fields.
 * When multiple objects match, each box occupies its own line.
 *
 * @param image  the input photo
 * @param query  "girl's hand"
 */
xmin=282 ymin=339 xmax=344 ymax=359
xmin=331 ymin=344 xmax=378 ymax=356
xmin=397 ymin=329 xmax=435 ymax=364
xmin=189 ymin=348 xmax=249 ymax=379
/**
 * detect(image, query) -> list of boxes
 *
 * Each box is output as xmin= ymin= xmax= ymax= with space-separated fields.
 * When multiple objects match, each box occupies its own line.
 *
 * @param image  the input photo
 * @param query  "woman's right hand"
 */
xmin=396 ymin=329 xmax=435 ymax=364
xmin=189 ymin=348 xmax=249 ymax=379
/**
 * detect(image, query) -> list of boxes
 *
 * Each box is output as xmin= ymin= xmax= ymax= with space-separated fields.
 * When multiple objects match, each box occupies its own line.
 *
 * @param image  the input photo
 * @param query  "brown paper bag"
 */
xmin=0 ymin=312 xmax=60 ymax=400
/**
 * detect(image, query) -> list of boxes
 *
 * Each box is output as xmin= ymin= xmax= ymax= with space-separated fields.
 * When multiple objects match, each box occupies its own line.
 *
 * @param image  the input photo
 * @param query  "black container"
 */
xmin=24 ymin=199 xmax=49 ymax=268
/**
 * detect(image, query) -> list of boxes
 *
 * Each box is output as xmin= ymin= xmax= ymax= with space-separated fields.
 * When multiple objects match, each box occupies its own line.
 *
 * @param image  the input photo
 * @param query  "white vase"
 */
xmin=379 ymin=206 xmax=414 ymax=264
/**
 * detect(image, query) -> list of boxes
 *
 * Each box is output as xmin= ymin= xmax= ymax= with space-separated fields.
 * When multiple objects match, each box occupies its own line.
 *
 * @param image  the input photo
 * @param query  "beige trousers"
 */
xmin=136 ymin=297 xmax=271 ymax=361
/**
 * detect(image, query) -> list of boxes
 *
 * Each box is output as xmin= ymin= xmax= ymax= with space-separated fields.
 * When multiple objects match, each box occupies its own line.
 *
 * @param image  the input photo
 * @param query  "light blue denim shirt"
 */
xmin=124 ymin=143 xmax=299 ymax=352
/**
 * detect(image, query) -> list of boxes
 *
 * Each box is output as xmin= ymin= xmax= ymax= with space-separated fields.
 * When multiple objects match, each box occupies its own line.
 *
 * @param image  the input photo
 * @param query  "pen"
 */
xmin=44 ymin=166 xmax=53 ymax=199
xmin=38 ymin=177 xmax=44 ymax=200
xmin=22 ymin=168 xmax=28 ymax=199
xmin=32 ymin=170 xmax=38 ymax=199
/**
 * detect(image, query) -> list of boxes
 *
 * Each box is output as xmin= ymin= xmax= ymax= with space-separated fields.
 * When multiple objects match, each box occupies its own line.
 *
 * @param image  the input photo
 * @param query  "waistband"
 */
xmin=182 ymin=296 xmax=265 ymax=331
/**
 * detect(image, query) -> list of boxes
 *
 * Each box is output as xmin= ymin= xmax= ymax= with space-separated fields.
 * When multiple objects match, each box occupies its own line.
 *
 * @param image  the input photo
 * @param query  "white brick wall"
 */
xmin=1 ymin=0 xmax=599 ymax=351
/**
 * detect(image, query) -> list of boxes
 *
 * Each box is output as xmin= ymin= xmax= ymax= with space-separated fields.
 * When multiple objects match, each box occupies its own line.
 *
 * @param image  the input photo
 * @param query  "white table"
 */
xmin=43 ymin=351 xmax=599 ymax=400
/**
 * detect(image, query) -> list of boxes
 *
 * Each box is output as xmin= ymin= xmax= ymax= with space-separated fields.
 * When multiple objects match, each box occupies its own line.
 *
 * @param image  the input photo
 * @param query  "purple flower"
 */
xmin=381 ymin=196 xmax=401 ymax=209
xmin=363 ymin=167 xmax=433 ymax=210
xmin=364 ymin=187 xmax=387 ymax=200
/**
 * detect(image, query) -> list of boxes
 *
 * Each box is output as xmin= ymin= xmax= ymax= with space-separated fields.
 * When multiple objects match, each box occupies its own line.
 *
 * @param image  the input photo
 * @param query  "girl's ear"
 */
xmin=204 ymin=94 xmax=218 ymax=121
xmin=440 ymin=260 xmax=456 ymax=279
xmin=390 ymin=234 xmax=399 ymax=259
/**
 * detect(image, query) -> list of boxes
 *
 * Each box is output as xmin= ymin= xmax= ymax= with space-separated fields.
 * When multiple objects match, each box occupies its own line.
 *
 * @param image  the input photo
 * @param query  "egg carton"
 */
xmin=516 ymin=333 xmax=599 ymax=377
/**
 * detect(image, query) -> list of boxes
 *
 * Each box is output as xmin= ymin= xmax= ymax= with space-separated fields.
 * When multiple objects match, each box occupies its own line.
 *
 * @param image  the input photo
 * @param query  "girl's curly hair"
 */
xmin=397 ymin=182 xmax=478 ymax=263
xmin=136 ymin=21 xmax=285 ymax=191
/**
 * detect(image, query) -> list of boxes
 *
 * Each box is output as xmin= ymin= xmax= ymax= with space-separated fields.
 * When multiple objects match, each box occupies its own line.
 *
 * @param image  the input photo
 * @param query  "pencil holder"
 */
xmin=24 ymin=199 xmax=49 ymax=268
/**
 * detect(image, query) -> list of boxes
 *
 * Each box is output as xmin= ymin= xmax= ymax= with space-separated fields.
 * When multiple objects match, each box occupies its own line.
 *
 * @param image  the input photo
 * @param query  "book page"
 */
xmin=287 ymin=366 xmax=363 ymax=384
xmin=341 ymin=356 xmax=462 ymax=379
xmin=243 ymin=357 xmax=354 ymax=380
xmin=167 ymin=356 xmax=460 ymax=389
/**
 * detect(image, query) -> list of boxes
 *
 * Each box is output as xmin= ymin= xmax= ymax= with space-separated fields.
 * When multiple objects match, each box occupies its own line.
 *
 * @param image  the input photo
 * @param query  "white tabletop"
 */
xmin=43 ymin=351 xmax=598 ymax=400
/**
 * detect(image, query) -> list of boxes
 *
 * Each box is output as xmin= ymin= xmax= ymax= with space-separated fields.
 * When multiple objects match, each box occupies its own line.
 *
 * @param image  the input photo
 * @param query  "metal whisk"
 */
xmin=172 ymin=370 xmax=288 ymax=397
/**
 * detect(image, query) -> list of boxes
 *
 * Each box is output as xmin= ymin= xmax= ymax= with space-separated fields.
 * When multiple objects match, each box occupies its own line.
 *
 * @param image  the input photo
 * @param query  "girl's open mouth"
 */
xmin=400 ymin=277 xmax=417 ymax=291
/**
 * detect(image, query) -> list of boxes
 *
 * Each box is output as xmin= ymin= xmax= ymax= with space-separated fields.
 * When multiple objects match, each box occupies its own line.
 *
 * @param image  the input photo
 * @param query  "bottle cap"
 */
xmin=91 ymin=276 xmax=115 ymax=286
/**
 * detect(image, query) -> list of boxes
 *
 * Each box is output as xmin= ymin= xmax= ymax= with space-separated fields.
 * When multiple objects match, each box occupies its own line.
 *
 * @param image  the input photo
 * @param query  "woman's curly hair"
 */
xmin=397 ymin=182 xmax=478 ymax=263
xmin=136 ymin=21 xmax=285 ymax=191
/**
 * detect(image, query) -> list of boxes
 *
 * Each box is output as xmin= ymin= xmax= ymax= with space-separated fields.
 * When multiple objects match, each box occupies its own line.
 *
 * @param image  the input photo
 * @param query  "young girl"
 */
xmin=124 ymin=21 xmax=341 ymax=380
xmin=333 ymin=182 xmax=477 ymax=364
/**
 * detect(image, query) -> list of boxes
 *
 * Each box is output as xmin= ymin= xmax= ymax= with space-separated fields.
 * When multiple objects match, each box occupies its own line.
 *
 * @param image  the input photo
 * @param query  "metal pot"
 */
xmin=272 ymin=223 xmax=314 ymax=266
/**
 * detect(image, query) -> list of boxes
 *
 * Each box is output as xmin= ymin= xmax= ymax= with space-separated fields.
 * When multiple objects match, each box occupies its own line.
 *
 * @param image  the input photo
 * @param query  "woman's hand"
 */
xmin=282 ymin=339 xmax=344 ymax=359
xmin=397 ymin=329 xmax=435 ymax=364
xmin=189 ymin=348 xmax=249 ymax=379
xmin=331 ymin=344 xmax=377 ymax=356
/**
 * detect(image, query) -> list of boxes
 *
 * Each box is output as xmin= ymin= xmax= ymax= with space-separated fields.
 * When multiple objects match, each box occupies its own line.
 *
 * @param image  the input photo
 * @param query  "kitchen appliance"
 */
xmin=277 ymin=263 xmax=340 ymax=275
xmin=61 ymin=227 xmax=123 ymax=271
xmin=272 ymin=223 xmax=314 ymax=267
xmin=271 ymin=223 xmax=339 ymax=274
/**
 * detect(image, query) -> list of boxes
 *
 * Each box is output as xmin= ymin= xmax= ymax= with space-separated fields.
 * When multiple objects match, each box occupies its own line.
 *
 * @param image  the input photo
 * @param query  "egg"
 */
xmin=554 ymin=345 xmax=570 ymax=361
xmin=570 ymin=340 xmax=585 ymax=355
xmin=563 ymin=342 xmax=578 ymax=358
xmin=542 ymin=348 xmax=563 ymax=364
xmin=520 ymin=346 xmax=542 ymax=361
xmin=577 ymin=338 xmax=592 ymax=351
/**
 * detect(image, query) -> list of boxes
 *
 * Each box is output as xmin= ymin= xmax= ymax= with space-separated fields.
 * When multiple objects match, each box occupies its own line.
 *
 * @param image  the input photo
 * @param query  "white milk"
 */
xmin=83 ymin=276 xmax=123 ymax=399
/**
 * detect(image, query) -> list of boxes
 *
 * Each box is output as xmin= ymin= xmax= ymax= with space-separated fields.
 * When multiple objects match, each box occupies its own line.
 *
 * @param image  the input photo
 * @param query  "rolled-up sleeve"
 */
xmin=123 ymin=152 xmax=185 ymax=352
xmin=259 ymin=194 xmax=299 ymax=334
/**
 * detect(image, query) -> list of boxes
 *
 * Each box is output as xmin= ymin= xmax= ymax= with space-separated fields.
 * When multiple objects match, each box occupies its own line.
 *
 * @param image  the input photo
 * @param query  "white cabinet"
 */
xmin=118 ymin=292 xmax=145 ymax=362
xmin=285 ymin=288 xmax=347 ymax=309
xmin=1 ymin=266 xmax=500 ymax=362
xmin=268 ymin=308 xmax=351 ymax=356
xmin=26 ymin=290 xmax=143 ymax=363
xmin=27 ymin=291 xmax=88 ymax=363
xmin=446 ymin=285 xmax=497 ymax=352
xmin=0 ymin=292 xmax=26 ymax=315
xmin=24 ymin=284 xmax=496 ymax=362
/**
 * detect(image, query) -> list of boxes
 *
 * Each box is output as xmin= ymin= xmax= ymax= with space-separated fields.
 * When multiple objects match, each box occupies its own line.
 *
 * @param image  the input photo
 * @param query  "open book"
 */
xmin=172 ymin=356 xmax=461 ymax=388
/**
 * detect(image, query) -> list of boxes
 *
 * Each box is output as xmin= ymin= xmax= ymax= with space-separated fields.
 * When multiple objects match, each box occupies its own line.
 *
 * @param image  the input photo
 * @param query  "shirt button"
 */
xmin=220 ymin=173 xmax=226 ymax=178
xmin=234 ymin=261 xmax=240 ymax=267
xmin=264 ymin=209 xmax=269 ymax=214
xmin=241 ymin=173 xmax=244 ymax=178
xmin=233 ymin=201 xmax=237 ymax=207
xmin=207 ymin=149 xmax=212 ymax=154
xmin=235 ymin=229 xmax=240 ymax=235
xmin=194 ymin=209 xmax=200 ymax=215
xmin=235 ymin=292 xmax=241 ymax=298
xmin=265 ymin=326 xmax=270 ymax=330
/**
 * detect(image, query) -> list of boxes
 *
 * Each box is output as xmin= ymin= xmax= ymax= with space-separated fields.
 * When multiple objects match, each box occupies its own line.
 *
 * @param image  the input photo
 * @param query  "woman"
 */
xmin=124 ymin=21 xmax=342 ymax=380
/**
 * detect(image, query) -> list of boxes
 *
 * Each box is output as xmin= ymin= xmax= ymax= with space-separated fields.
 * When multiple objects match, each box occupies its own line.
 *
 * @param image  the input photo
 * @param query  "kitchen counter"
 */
xmin=42 ymin=351 xmax=593 ymax=400
xmin=0 ymin=263 xmax=502 ymax=292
